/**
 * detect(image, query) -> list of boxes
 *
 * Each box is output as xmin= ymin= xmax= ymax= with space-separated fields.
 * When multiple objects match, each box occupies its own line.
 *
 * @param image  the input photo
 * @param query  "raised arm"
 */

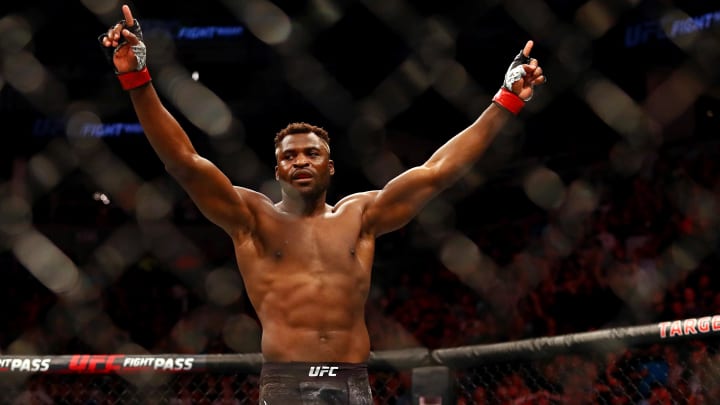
xmin=99 ymin=5 xmax=254 ymax=234
xmin=363 ymin=41 xmax=546 ymax=236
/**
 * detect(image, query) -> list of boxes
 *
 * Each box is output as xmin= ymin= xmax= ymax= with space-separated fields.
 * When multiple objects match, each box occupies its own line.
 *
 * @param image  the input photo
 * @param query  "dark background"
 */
xmin=1 ymin=0 xmax=719 ymax=355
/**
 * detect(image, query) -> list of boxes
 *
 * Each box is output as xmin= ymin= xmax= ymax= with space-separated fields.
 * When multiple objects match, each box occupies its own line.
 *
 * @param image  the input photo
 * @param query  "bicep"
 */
xmin=170 ymin=155 xmax=253 ymax=233
xmin=363 ymin=166 xmax=440 ymax=236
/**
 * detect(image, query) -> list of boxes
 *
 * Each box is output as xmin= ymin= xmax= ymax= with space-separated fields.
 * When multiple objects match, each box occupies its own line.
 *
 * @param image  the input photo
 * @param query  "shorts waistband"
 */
xmin=261 ymin=362 xmax=367 ymax=379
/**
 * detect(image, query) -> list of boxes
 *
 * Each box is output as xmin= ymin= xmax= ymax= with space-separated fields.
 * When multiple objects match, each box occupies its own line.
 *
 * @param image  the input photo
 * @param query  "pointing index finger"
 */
xmin=522 ymin=40 xmax=534 ymax=58
xmin=122 ymin=4 xmax=134 ymax=27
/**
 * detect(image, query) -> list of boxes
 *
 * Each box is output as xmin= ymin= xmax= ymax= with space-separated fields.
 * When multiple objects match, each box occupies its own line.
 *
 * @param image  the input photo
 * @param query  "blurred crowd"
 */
xmin=368 ymin=134 xmax=720 ymax=353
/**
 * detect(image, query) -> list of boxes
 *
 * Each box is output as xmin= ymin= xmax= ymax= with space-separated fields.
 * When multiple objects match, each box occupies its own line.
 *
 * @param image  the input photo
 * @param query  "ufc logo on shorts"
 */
xmin=308 ymin=365 xmax=339 ymax=377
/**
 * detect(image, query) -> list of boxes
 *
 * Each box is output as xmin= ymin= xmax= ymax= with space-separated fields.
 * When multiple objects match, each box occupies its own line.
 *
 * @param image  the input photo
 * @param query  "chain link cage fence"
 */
xmin=0 ymin=318 xmax=719 ymax=403
xmin=1 ymin=0 xmax=720 ymax=403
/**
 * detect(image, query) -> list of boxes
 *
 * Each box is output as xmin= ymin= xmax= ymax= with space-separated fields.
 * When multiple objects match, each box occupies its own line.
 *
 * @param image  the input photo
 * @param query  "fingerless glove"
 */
xmin=492 ymin=49 xmax=531 ymax=115
xmin=97 ymin=19 xmax=151 ymax=90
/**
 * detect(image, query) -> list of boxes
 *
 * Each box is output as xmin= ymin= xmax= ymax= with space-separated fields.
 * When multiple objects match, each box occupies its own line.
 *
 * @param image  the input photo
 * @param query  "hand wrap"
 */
xmin=97 ymin=19 xmax=151 ymax=90
xmin=492 ymin=49 xmax=531 ymax=115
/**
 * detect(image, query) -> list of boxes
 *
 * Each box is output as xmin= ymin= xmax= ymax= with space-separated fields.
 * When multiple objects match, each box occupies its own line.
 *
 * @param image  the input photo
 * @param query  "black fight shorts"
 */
xmin=259 ymin=362 xmax=373 ymax=405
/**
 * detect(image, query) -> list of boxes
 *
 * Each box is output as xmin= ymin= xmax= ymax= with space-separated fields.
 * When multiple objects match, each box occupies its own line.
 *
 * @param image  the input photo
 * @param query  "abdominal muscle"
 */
xmin=246 ymin=264 xmax=372 ymax=363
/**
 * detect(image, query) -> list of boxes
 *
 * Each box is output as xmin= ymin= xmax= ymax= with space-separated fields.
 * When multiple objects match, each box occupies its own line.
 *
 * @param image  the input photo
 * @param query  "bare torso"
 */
xmin=231 ymin=189 xmax=375 ymax=363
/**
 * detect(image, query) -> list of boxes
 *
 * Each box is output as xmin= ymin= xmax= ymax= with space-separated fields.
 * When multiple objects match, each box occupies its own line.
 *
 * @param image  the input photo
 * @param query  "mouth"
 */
xmin=292 ymin=170 xmax=313 ymax=180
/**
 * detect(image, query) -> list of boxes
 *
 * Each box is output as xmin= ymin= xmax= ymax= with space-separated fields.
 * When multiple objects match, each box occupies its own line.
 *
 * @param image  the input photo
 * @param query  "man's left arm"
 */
xmin=362 ymin=40 xmax=546 ymax=236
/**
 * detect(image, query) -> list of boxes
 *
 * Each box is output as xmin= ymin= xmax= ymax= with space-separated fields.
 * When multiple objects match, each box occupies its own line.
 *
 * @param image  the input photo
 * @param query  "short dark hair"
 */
xmin=274 ymin=122 xmax=330 ymax=149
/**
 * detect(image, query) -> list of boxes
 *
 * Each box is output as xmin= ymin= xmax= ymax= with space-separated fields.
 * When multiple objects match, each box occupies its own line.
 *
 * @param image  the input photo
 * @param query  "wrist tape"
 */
xmin=492 ymin=88 xmax=524 ymax=115
xmin=118 ymin=67 xmax=151 ymax=91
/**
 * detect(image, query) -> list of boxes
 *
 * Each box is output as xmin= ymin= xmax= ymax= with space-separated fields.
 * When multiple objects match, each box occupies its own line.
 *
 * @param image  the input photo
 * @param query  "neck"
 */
xmin=278 ymin=193 xmax=328 ymax=216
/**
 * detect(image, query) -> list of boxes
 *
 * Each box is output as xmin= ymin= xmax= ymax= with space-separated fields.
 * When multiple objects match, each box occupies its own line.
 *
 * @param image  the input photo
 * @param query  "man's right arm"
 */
xmin=129 ymin=84 xmax=254 ymax=235
xmin=100 ymin=5 xmax=254 ymax=234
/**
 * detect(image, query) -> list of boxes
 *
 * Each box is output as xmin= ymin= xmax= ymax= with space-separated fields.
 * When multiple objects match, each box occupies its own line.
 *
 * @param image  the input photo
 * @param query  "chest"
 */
xmin=256 ymin=210 xmax=369 ymax=263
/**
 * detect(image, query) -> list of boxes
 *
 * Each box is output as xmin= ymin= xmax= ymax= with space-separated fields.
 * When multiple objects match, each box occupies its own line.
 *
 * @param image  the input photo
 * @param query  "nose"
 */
xmin=293 ymin=154 xmax=309 ymax=167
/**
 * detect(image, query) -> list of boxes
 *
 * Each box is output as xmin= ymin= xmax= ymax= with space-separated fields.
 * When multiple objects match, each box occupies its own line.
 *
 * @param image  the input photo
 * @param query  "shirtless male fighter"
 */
xmin=99 ymin=4 xmax=545 ymax=403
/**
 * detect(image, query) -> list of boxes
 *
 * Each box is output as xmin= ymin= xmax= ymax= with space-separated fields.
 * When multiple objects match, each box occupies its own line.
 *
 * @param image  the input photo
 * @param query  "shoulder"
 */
xmin=233 ymin=186 xmax=277 ymax=208
xmin=233 ymin=186 xmax=272 ymax=204
xmin=334 ymin=190 xmax=380 ymax=210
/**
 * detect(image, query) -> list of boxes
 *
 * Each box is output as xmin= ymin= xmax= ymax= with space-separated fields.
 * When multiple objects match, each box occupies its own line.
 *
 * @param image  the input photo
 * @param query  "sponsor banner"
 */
xmin=0 ymin=355 xmax=198 ymax=374
xmin=658 ymin=316 xmax=720 ymax=339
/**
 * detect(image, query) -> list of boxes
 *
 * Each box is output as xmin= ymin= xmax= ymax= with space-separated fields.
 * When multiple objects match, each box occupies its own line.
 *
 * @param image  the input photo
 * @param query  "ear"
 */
xmin=328 ymin=160 xmax=335 ymax=176
xmin=275 ymin=165 xmax=279 ymax=181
